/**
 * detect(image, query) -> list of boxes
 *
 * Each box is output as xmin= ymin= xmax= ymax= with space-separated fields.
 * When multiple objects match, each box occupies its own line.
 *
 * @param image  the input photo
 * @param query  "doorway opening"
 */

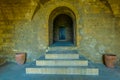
xmin=53 ymin=14 xmax=73 ymax=46
xmin=59 ymin=26 xmax=66 ymax=40
xmin=49 ymin=7 xmax=76 ymax=46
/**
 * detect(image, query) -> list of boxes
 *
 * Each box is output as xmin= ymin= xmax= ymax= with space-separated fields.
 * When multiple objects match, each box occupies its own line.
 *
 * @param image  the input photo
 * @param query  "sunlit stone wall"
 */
xmin=0 ymin=0 xmax=119 ymax=63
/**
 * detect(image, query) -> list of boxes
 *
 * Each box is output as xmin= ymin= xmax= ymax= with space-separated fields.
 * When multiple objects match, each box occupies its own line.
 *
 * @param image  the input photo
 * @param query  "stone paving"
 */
xmin=0 ymin=60 xmax=120 ymax=80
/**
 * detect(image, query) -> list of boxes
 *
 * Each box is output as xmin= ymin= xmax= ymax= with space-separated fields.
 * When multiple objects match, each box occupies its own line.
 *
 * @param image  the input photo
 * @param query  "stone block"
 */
xmin=0 ymin=39 xmax=3 ymax=43
xmin=2 ymin=34 xmax=14 ymax=38
xmin=26 ymin=67 xmax=99 ymax=75
xmin=45 ymin=53 xmax=79 ymax=59
xmin=0 ymin=46 xmax=3 ymax=51
xmin=0 ymin=30 xmax=3 ymax=33
xmin=0 ymin=21 xmax=5 ymax=25
xmin=36 ymin=60 xmax=88 ymax=66
xmin=6 ymin=26 xmax=14 ymax=29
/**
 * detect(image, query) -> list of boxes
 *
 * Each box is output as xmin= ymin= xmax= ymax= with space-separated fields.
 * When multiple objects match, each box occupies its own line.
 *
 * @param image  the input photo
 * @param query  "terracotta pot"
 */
xmin=103 ymin=54 xmax=116 ymax=68
xmin=15 ymin=53 xmax=26 ymax=65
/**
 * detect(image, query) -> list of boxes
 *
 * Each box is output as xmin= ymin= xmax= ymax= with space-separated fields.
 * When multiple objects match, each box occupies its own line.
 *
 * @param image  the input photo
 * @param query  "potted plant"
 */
xmin=103 ymin=54 xmax=117 ymax=68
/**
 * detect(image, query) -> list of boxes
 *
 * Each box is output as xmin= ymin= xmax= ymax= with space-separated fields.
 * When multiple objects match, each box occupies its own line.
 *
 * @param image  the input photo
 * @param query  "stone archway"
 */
xmin=49 ymin=6 xmax=76 ymax=46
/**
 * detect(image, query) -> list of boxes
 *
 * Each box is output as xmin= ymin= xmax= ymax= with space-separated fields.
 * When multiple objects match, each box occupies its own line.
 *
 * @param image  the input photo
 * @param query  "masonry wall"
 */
xmin=0 ymin=21 xmax=15 ymax=61
xmin=114 ymin=18 xmax=120 ymax=59
xmin=0 ymin=0 xmax=120 ymax=63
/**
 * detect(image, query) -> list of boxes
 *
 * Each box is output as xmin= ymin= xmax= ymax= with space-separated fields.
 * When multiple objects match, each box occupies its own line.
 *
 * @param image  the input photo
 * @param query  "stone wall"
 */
xmin=79 ymin=14 xmax=116 ymax=62
xmin=0 ymin=21 xmax=15 ymax=61
xmin=0 ymin=0 xmax=120 ymax=63
xmin=0 ymin=0 xmax=37 ymax=62
xmin=114 ymin=17 xmax=120 ymax=59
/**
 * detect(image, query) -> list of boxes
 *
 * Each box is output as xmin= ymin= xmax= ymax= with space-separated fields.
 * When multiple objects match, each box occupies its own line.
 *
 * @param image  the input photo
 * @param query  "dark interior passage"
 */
xmin=53 ymin=14 xmax=74 ymax=46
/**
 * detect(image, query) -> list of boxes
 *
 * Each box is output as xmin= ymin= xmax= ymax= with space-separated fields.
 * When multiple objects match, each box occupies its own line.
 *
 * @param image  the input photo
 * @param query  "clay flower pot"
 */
xmin=103 ymin=54 xmax=116 ymax=68
xmin=15 ymin=53 xmax=26 ymax=65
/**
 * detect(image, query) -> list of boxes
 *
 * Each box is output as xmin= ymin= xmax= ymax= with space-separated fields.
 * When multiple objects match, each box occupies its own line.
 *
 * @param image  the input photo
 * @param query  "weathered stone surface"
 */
xmin=107 ymin=0 xmax=120 ymax=17
xmin=0 ymin=0 xmax=37 ymax=21
xmin=0 ymin=0 xmax=119 ymax=63
xmin=40 ymin=0 xmax=50 ymax=5
xmin=0 ymin=57 xmax=6 ymax=65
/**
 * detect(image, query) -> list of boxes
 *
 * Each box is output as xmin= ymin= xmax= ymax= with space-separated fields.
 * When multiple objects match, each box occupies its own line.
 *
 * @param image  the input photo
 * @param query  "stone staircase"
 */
xmin=26 ymin=47 xmax=99 ymax=75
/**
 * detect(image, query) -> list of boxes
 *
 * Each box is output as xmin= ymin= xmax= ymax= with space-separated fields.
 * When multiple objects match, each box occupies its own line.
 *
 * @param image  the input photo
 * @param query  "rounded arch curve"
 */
xmin=49 ymin=6 xmax=76 ymax=46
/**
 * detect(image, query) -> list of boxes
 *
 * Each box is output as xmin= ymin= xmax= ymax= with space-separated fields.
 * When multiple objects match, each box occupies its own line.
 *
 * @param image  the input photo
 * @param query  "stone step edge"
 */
xmin=36 ymin=60 xmax=88 ymax=66
xmin=46 ymin=50 xmax=78 ymax=54
xmin=45 ymin=54 xmax=79 ymax=59
xmin=47 ymin=46 xmax=78 ymax=50
xmin=26 ymin=68 xmax=99 ymax=75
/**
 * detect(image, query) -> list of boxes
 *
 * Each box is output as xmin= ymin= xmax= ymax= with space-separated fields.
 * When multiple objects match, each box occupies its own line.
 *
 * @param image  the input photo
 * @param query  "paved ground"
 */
xmin=0 ymin=61 xmax=120 ymax=80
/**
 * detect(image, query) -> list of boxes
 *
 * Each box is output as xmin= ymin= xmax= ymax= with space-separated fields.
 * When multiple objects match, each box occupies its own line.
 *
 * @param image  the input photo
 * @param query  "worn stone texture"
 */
xmin=107 ymin=0 xmax=120 ymax=17
xmin=0 ymin=23 xmax=14 ymax=61
xmin=114 ymin=18 xmax=120 ymax=59
xmin=0 ymin=0 xmax=37 ymax=20
xmin=0 ymin=0 xmax=120 ymax=63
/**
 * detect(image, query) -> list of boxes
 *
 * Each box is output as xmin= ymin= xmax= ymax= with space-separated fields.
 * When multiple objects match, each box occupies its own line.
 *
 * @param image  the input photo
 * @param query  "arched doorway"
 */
xmin=49 ymin=7 xmax=76 ymax=46
xmin=53 ymin=14 xmax=74 ymax=45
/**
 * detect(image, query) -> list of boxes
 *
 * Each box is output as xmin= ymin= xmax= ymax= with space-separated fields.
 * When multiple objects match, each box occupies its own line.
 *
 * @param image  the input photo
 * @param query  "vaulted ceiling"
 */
xmin=0 ymin=0 xmax=37 ymax=21
xmin=0 ymin=0 xmax=119 ymax=21
xmin=101 ymin=0 xmax=120 ymax=17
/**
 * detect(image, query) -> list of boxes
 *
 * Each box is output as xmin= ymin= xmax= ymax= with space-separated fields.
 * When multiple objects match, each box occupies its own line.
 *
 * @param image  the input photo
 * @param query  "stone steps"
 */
xmin=36 ymin=60 xmax=88 ymax=66
xmin=45 ymin=53 xmax=79 ymax=59
xmin=45 ymin=50 xmax=79 ymax=59
xmin=26 ymin=49 xmax=99 ymax=75
xmin=26 ymin=67 xmax=99 ymax=75
xmin=47 ymin=46 xmax=77 ymax=51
